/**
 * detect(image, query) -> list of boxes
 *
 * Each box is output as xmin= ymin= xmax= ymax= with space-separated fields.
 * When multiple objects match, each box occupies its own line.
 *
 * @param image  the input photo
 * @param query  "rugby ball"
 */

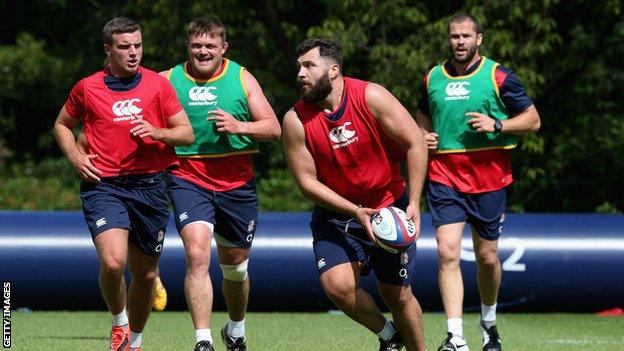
xmin=370 ymin=206 xmax=417 ymax=253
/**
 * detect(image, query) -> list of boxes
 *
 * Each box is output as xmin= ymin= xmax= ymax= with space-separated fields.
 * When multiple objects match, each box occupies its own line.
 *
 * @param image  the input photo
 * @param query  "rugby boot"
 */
xmin=110 ymin=325 xmax=130 ymax=351
xmin=194 ymin=340 xmax=215 ymax=351
xmin=221 ymin=325 xmax=247 ymax=351
xmin=152 ymin=275 xmax=168 ymax=311
xmin=437 ymin=332 xmax=469 ymax=351
xmin=480 ymin=321 xmax=502 ymax=351
xmin=378 ymin=322 xmax=403 ymax=351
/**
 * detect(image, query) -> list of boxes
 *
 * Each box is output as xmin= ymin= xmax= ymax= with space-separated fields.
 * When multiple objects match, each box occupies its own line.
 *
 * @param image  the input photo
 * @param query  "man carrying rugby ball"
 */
xmin=283 ymin=37 xmax=428 ymax=351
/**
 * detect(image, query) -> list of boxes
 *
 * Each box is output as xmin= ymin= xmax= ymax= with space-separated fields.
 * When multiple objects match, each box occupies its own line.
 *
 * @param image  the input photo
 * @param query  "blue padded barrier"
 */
xmin=1 ymin=211 xmax=623 ymax=311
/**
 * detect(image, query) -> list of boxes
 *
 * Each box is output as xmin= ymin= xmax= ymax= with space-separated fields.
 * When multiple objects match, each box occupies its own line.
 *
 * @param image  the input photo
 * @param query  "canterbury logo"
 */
xmin=189 ymin=86 xmax=217 ymax=101
xmin=329 ymin=122 xmax=359 ymax=149
xmin=317 ymin=258 xmax=326 ymax=269
xmin=112 ymin=98 xmax=142 ymax=116
xmin=444 ymin=81 xmax=471 ymax=101
xmin=329 ymin=122 xmax=356 ymax=143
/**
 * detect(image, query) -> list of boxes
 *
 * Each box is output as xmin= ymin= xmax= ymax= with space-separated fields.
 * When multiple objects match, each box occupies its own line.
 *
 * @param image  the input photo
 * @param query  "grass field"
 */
xmin=9 ymin=311 xmax=624 ymax=350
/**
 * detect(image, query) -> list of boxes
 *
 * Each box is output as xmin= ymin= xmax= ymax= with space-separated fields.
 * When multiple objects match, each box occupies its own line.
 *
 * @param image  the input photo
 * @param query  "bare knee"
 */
xmin=477 ymin=249 xmax=500 ymax=268
xmin=386 ymin=293 xmax=416 ymax=311
xmin=100 ymin=257 xmax=125 ymax=280
xmin=130 ymin=266 xmax=158 ymax=284
xmin=437 ymin=243 xmax=460 ymax=267
xmin=321 ymin=272 xmax=356 ymax=305
xmin=323 ymin=282 xmax=355 ymax=305
xmin=127 ymin=256 xmax=159 ymax=283
xmin=185 ymin=245 xmax=211 ymax=275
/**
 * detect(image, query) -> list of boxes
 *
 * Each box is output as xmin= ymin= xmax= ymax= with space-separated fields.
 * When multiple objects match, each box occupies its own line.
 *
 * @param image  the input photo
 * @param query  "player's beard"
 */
xmin=300 ymin=72 xmax=332 ymax=103
xmin=450 ymin=44 xmax=478 ymax=64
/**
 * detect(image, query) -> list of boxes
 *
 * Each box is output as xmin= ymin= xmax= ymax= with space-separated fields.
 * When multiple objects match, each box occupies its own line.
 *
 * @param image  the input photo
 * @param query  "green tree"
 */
xmin=0 ymin=33 xmax=67 ymax=157
xmin=0 ymin=0 xmax=622 ymax=212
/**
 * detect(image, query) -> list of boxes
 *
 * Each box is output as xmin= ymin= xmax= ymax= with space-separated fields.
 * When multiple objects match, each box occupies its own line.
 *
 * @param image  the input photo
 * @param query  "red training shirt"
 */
xmin=171 ymin=155 xmax=254 ymax=191
xmin=294 ymin=77 xmax=405 ymax=209
xmin=64 ymin=67 xmax=183 ymax=177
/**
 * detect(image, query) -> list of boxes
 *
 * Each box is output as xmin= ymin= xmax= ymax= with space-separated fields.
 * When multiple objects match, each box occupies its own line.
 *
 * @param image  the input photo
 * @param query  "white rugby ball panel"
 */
xmin=371 ymin=207 xmax=398 ymax=241
xmin=371 ymin=206 xmax=416 ymax=253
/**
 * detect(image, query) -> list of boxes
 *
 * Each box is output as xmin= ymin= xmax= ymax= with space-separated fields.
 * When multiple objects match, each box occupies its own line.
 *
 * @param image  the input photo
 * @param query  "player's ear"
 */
xmin=329 ymin=64 xmax=340 ymax=79
xmin=222 ymin=41 xmax=229 ymax=54
xmin=476 ymin=33 xmax=483 ymax=46
xmin=103 ymin=44 xmax=111 ymax=56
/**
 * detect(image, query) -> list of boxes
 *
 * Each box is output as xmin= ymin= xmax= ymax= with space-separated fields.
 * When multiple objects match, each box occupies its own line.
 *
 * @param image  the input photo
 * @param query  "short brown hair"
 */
xmin=187 ymin=17 xmax=226 ymax=42
xmin=296 ymin=37 xmax=343 ymax=70
xmin=102 ymin=17 xmax=141 ymax=45
xmin=447 ymin=13 xmax=483 ymax=35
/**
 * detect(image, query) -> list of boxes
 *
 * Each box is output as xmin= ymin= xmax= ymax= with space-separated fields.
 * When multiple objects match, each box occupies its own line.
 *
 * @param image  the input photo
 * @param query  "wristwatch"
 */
xmin=493 ymin=118 xmax=503 ymax=134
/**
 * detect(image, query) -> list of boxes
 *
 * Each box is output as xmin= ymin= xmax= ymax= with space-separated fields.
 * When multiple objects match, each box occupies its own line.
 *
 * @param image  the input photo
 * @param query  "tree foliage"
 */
xmin=0 ymin=0 xmax=622 ymax=212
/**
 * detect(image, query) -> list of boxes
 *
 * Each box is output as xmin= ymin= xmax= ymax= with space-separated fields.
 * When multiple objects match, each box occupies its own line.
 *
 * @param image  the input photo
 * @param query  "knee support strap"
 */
xmin=219 ymin=259 xmax=249 ymax=282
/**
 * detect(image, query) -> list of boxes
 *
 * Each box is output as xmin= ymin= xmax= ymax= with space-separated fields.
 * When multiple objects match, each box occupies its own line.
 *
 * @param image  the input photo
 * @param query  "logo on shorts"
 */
xmin=95 ymin=218 xmax=107 ymax=228
xmin=188 ymin=86 xmax=218 ymax=106
xmin=111 ymin=98 xmax=143 ymax=121
xmin=444 ymin=81 xmax=471 ymax=101
xmin=247 ymin=219 xmax=256 ymax=233
xmin=329 ymin=122 xmax=358 ymax=149
xmin=400 ymin=251 xmax=409 ymax=265
xmin=317 ymin=258 xmax=326 ymax=269
xmin=179 ymin=212 xmax=189 ymax=222
xmin=157 ymin=230 xmax=165 ymax=242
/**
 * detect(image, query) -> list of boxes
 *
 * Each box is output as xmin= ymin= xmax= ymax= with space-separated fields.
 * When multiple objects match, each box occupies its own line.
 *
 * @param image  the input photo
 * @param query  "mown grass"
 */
xmin=9 ymin=311 xmax=624 ymax=350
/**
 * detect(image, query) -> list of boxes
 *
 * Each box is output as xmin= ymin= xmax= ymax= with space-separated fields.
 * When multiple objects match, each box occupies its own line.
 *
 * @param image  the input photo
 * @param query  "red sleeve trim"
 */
xmin=494 ymin=66 xmax=508 ymax=90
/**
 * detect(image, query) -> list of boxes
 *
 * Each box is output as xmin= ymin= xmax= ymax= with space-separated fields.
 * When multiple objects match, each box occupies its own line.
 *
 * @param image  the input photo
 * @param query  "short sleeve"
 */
xmin=495 ymin=65 xmax=534 ymax=115
xmin=64 ymin=80 xmax=85 ymax=119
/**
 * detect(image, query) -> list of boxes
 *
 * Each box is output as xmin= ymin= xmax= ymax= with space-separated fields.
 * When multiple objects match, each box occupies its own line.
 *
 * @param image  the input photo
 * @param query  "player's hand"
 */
xmin=207 ymin=108 xmax=245 ymax=135
xmin=405 ymin=203 xmax=422 ymax=241
xmin=466 ymin=112 xmax=496 ymax=133
xmin=130 ymin=118 xmax=163 ymax=140
xmin=424 ymin=132 xmax=439 ymax=150
xmin=70 ymin=152 xmax=101 ymax=182
xmin=354 ymin=206 xmax=379 ymax=244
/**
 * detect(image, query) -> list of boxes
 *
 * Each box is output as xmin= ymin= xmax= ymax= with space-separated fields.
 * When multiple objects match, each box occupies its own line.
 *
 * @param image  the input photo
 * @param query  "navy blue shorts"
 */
xmin=310 ymin=194 xmax=417 ymax=286
xmin=80 ymin=173 xmax=169 ymax=256
xmin=426 ymin=181 xmax=507 ymax=240
xmin=166 ymin=175 xmax=258 ymax=248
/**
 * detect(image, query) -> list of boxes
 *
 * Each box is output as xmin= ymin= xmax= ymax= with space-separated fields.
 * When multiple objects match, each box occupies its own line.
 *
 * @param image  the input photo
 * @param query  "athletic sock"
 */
xmin=376 ymin=319 xmax=396 ymax=341
xmin=130 ymin=331 xmax=142 ymax=348
xmin=227 ymin=318 xmax=246 ymax=339
xmin=447 ymin=317 xmax=463 ymax=337
xmin=195 ymin=328 xmax=213 ymax=343
xmin=481 ymin=303 xmax=497 ymax=328
xmin=112 ymin=308 xmax=128 ymax=327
